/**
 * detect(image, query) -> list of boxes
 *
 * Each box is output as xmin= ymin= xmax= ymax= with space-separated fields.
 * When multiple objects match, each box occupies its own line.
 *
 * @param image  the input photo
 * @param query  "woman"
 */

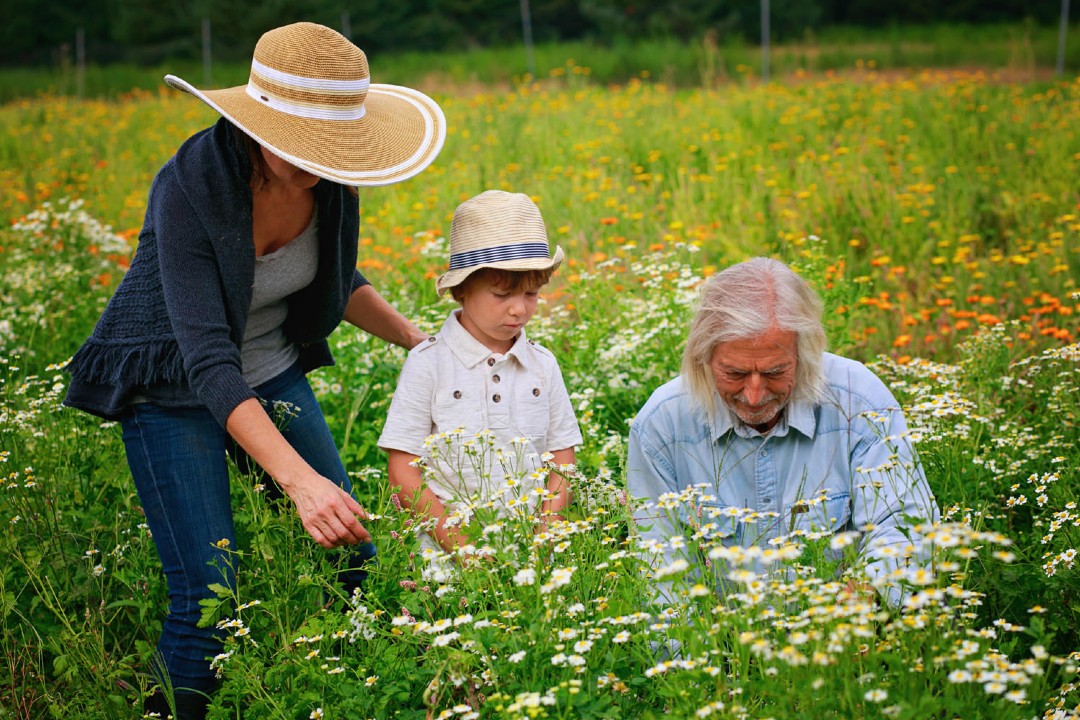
xmin=63 ymin=22 xmax=445 ymax=718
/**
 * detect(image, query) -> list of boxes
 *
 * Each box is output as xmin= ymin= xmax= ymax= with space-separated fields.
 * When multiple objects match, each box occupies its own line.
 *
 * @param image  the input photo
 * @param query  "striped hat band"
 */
xmin=449 ymin=242 xmax=552 ymax=270
xmin=246 ymin=58 xmax=370 ymax=121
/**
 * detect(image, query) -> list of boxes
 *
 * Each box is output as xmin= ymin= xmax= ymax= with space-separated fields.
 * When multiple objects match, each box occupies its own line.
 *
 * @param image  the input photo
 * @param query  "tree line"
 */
xmin=1 ymin=0 xmax=1067 ymax=67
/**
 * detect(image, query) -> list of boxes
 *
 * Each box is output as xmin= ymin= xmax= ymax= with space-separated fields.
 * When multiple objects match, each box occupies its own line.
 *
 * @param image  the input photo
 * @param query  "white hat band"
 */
xmin=251 ymin=57 xmax=370 ymax=92
xmin=246 ymin=57 xmax=369 ymax=121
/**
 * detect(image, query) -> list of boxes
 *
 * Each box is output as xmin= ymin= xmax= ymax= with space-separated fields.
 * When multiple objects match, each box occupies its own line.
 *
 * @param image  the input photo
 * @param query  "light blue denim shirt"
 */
xmin=627 ymin=352 xmax=939 ymax=606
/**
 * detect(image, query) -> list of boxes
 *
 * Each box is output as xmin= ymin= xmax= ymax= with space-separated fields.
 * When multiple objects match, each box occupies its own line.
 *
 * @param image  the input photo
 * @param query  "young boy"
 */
xmin=378 ymin=190 xmax=582 ymax=555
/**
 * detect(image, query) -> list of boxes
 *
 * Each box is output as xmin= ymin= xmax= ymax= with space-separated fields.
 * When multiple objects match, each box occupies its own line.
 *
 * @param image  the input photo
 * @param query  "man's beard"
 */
xmin=729 ymin=393 xmax=782 ymax=428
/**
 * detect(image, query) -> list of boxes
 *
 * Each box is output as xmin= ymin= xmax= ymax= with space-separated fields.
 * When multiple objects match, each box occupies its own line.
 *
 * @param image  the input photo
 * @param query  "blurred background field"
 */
xmin=2 ymin=51 xmax=1076 ymax=363
xmin=0 ymin=22 xmax=1075 ymax=103
xmin=2 ymin=14 xmax=1080 ymax=719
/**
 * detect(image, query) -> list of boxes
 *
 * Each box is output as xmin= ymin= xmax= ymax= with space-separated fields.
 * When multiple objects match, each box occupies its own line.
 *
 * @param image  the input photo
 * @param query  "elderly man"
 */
xmin=627 ymin=257 xmax=939 ymax=606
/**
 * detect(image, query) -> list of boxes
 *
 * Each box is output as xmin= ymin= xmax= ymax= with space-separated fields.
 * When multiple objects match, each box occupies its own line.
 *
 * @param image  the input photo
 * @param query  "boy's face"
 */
xmin=457 ymin=275 xmax=541 ymax=354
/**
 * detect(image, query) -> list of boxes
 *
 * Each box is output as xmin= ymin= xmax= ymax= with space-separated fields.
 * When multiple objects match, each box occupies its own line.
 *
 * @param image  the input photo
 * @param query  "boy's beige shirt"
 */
xmin=378 ymin=310 xmax=582 ymax=516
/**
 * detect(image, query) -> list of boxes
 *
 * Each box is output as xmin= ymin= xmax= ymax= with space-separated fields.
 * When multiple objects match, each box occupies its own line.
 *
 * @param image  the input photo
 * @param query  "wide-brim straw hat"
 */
xmin=436 ymin=190 xmax=564 ymax=296
xmin=164 ymin=22 xmax=445 ymax=186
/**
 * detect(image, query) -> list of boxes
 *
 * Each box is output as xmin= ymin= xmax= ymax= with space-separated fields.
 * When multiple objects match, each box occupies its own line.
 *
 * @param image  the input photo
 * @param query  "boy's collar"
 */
xmin=441 ymin=310 xmax=534 ymax=370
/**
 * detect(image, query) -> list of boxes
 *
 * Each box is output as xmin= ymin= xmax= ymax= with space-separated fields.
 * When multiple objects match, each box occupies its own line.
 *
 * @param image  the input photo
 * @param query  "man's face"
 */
xmin=709 ymin=327 xmax=799 ymax=433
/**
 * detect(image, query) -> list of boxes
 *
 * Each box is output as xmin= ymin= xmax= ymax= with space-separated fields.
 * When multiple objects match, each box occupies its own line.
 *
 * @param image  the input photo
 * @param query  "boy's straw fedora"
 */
xmin=436 ymin=190 xmax=564 ymax=295
xmin=165 ymin=22 xmax=445 ymax=187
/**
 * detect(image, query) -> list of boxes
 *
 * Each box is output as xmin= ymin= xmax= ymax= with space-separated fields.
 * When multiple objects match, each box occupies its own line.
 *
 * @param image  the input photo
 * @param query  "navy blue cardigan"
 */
xmin=64 ymin=118 xmax=368 ymax=427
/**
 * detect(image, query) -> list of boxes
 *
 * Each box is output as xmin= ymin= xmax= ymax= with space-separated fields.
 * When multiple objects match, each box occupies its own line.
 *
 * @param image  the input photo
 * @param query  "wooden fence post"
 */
xmin=76 ymin=27 xmax=85 ymax=99
xmin=520 ymin=0 xmax=536 ymax=78
xmin=761 ymin=0 xmax=770 ymax=81
xmin=1057 ymin=0 xmax=1071 ymax=76
xmin=202 ymin=18 xmax=212 ymax=87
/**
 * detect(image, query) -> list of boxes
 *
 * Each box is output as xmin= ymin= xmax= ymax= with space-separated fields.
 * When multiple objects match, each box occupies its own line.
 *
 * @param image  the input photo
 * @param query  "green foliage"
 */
xmin=3 ymin=0 xmax=1071 ymax=68
xmin=1 ymin=21 xmax=1077 ymax=104
xmin=1 ymin=72 xmax=1079 ymax=717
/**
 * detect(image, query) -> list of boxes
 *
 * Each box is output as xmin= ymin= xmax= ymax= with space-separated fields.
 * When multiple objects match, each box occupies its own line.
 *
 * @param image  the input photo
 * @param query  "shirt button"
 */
xmin=532 ymin=388 xmax=541 ymax=397
xmin=493 ymin=394 xmax=501 ymax=403
xmin=453 ymin=390 xmax=462 ymax=399
xmin=487 ymin=358 xmax=496 ymax=366
xmin=763 ymin=497 xmax=772 ymax=505
xmin=761 ymin=449 xmax=769 ymax=458
xmin=428 ymin=336 xmax=437 ymax=342
xmin=492 ymin=375 xmax=501 ymax=383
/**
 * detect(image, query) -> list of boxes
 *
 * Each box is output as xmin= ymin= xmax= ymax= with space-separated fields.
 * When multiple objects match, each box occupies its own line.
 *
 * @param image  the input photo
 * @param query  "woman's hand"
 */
xmin=225 ymin=398 xmax=370 ymax=549
xmin=285 ymin=472 xmax=371 ymax=548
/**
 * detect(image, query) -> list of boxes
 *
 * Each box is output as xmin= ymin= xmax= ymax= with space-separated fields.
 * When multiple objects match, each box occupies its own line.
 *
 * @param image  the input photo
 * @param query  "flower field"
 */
xmin=1 ymin=66 xmax=1078 ymax=719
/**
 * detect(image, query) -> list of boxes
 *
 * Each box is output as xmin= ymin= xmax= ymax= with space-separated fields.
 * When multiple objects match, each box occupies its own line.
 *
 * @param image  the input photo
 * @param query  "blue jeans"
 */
xmin=121 ymin=363 xmax=376 ymax=695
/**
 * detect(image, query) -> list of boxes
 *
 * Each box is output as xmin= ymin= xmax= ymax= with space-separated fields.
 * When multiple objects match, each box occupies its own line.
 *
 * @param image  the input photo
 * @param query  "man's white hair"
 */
xmin=681 ymin=257 xmax=828 ymax=414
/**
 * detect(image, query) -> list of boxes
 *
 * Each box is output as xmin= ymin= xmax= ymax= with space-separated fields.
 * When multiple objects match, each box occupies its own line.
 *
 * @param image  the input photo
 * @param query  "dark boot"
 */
xmin=142 ymin=688 xmax=212 ymax=720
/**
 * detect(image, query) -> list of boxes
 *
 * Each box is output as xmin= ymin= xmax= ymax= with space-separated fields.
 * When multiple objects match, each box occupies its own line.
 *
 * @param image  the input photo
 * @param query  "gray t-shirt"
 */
xmin=242 ymin=212 xmax=319 ymax=387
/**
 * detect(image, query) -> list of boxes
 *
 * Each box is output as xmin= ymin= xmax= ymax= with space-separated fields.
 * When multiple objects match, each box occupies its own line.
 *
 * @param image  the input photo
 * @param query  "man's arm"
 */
xmin=850 ymin=403 xmax=940 ymax=605
xmin=626 ymin=423 xmax=684 ymax=606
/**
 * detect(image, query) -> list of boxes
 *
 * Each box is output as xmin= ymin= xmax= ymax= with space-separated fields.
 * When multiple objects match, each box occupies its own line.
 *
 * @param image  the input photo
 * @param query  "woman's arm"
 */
xmin=344 ymin=284 xmax=428 ymax=350
xmin=388 ymin=449 xmax=468 ymax=553
xmin=226 ymin=398 xmax=370 ymax=549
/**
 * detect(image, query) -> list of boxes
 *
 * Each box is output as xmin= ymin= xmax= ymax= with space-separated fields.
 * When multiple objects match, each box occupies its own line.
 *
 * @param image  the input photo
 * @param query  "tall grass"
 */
xmin=0 ymin=62 xmax=1078 ymax=718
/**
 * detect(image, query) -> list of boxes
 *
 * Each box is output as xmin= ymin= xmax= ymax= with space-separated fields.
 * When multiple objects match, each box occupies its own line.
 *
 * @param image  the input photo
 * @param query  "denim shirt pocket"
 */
xmin=694 ymin=499 xmax=746 ymax=546
xmin=785 ymin=492 xmax=852 ymax=536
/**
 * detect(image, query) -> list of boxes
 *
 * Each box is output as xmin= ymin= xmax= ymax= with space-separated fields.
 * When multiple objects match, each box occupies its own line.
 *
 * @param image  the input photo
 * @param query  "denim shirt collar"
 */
xmin=710 ymin=393 xmax=818 ymax=441
xmin=442 ymin=310 xmax=534 ymax=371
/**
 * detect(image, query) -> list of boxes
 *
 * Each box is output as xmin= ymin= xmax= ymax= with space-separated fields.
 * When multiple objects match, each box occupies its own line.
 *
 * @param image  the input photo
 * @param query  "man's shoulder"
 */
xmin=633 ymin=376 xmax=696 ymax=429
xmin=822 ymin=353 xmax=897 ymax=410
